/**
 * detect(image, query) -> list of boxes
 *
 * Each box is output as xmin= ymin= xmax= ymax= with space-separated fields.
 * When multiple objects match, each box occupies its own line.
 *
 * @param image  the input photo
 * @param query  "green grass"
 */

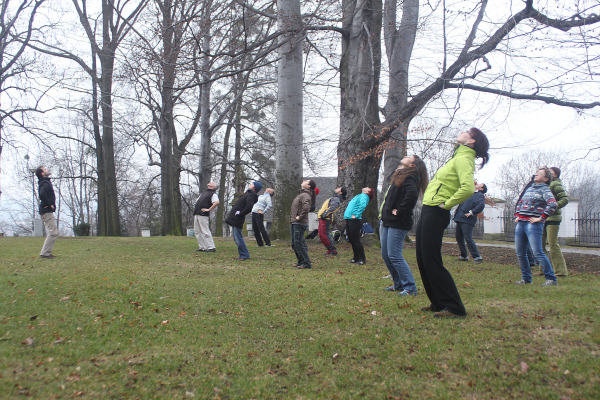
xmin=1 ymin=236 xmax=599 ymax=399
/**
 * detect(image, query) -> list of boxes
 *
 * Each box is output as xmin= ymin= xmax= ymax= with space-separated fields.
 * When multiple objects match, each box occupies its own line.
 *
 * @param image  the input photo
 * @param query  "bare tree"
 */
xmin=0 ymin=0 xmax=46 ymax=203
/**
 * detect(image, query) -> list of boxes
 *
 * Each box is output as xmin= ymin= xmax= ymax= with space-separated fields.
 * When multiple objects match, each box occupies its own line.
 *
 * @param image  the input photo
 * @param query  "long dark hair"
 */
xmin=307 ymin=179 xmax=317 ymax=205
xmin=469 ymin=128 xmax=490 ymax=169
xmin=392 ymin=155 xmax=429 ymax=196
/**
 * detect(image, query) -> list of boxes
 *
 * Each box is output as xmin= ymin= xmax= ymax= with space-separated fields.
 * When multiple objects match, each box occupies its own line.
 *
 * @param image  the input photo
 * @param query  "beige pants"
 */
xmin=40 ymin=213 xmax=59 ymax=256
xmin=194 ymin=215 xmax=215 ymax=250
xmin=543 ymin=224 xmax=568 ymax=276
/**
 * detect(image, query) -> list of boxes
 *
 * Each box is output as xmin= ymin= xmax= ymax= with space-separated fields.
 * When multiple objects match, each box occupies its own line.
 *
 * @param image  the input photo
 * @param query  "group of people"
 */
xmin=36 ymin=126 xmax=571 ymax=319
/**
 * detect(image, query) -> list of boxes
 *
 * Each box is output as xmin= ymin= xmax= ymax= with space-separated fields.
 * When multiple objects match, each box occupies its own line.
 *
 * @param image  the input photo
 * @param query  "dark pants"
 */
xmin=291 ymin=224 xmax=311 ymax=267
xmin=455 ymin=222 xmax=480 ymax=259
xmin=252 ymin=212 xmax=271 ymax=246
xmin=416 ymin=205 xmax=466 ymax=316
xmin=346 ymin=219 xmax=365 ymax=262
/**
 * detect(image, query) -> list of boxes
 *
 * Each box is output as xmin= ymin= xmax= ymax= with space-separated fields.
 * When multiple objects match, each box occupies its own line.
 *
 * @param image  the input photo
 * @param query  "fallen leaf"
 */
xmin=564 ymin=370 xmax=570 ymax=375
xmin=520 ymin=361 xmax=529 ymax=373
xmin=22 ymin=337 xmax=34 ymax=346
xmin=52 ymin=338 xmax=64 ymax=345
xmin=371 ymin=311 xmax=379 ymax=316
xmin=332 ymin=353 xmax=339 ymax=359
xmin=60 ymin=297 xmax=70 ymax=301
xmin=463 ymin=282 xmax=471 ymax=287
xmin=161 ymin=320 xmax=169 ymax=325
xmin=66 ymin=374 xmax=81 ymax=381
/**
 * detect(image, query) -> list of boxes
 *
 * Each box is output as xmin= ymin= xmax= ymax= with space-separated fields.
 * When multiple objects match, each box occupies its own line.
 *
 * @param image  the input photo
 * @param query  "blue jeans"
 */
xmin=380 ymin=222 xmax=417 ymax=293
xmin=515 ymin=220 xmax=556 ymax=282
xmin=232 ymin=226 xmax=250 ymax=259
xmin=455 ymin=222 xmax=480 ymax=259
xmin=291 ymin=224 xmax=311 ymax=267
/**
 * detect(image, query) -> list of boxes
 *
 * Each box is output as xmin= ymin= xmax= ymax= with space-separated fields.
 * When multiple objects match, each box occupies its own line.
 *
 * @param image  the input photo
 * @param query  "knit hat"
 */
xmin=253 ymin=181 xmax=263 ymax=193
xmin=315 ymin=187 xmax=320 ymax=195
xmin=340 ymin=187 xmax=347 ymax=197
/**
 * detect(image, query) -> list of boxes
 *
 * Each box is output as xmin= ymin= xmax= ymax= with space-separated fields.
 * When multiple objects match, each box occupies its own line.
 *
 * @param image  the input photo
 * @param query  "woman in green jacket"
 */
xmin=416 ymin=128 xmax=490 ymax=319
xmin=541 ymin=167 xmax=569 ymax=276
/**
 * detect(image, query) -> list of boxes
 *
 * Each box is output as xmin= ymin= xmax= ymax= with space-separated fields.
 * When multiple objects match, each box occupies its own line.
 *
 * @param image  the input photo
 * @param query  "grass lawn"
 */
xmin=1 ymin=236 xmax=599 ymax=399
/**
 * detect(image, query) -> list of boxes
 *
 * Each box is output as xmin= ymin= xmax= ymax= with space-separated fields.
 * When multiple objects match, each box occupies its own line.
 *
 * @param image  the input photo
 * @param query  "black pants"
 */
xmin=416 ymin=205 xmax=466 ymax=316
xmin=252 ymin=212 xmax=271 ymax=246
xmin=346 ymin=219 xmax=365 ymax=262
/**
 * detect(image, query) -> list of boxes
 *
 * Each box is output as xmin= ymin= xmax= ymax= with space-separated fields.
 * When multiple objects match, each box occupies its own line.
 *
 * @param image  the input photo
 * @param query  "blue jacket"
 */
xmin=344 ymin=193 xmax=370 ymax=220
xmin=453 ymin=191 xmax=485 ymax=226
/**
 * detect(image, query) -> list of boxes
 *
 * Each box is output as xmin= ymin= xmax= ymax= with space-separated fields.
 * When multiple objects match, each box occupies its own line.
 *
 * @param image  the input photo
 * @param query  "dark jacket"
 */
xmin=381 ymin=175 xmax=419 ymax=230
xmin=453 ymin=191 xmax=486 ymax=226
xmin=289 ymin=188 xmax=313 ymax=225
xmin=38 ymin=177 xmax=56 ymax=215
xmin=225 ymin=189 xmax=258 ymax=229
xmin=194 ymin=189 xmax=217 ymax=217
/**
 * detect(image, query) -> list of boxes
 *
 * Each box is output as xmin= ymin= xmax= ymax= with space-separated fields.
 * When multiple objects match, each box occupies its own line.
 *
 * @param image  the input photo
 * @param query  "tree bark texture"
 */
xmin=159 ymin=0 xmax=184 ymax=236
xmin=381 ymin=0 xmax=418 ymax=190
xmin=337 ymin=0 xmax=382 ymax=225
xmin=272 ymin=0 xmax=304 ymax=240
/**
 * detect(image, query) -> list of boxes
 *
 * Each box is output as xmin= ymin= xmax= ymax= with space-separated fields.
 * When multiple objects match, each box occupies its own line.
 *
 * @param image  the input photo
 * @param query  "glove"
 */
xmin=235 ymin=211 xmax=240 ymax=215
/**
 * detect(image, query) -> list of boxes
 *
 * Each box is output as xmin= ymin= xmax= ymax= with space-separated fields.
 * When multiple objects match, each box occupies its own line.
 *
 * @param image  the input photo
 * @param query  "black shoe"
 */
xmin=357 ymin=260 xmax=366 ymax=265
xmin=206 ymin=248 xmax=216 ymax=252
xmin=40 ymin=254 xmax=56 ymax=259
xmin=196 ymin=249 xmax=205 ymax=252
xmin=296 ymin=265 xmax=312 ymax=269
xmin=349 ymin=258 xmax=357 ymax=264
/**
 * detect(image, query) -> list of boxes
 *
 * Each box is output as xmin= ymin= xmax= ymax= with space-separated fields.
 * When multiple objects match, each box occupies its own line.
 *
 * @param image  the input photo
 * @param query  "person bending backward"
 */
xmin=379 ymin=155 xmax=428 ymax=296
xmin=290 ymin=179 xmax=317 ymax=269
xmin=541 ymin=167 xmax=569 ymax=277
xmin=416 ymin=128 xmax=490 ymax=319
xmin=36 ymin=167 xmax=59 ymax=259
xmin=454 ymin=182 xmax=487 ymax=263
xmin=193 ymin=182 xmax=220 ymax=252
xmin=343 ymin=187 xmax=374 ymax=265
xmin=252 ymin=188 xmax=275 ymax=247
xmin=225 ymin=181 xmax=262 ymax=260
xmin=317 ymin=187 xmax=347 ymax=255
xmin=514 ymin=167 xmax=558 ymax=286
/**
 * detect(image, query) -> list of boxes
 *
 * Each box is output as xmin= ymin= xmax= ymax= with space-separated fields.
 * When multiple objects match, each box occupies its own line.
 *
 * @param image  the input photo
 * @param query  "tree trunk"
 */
xmin=337 ymin=0 xmax=382 ymax=224
xmin=272 ymin=0 xmax=304 ymax=240
xmin=215 ymin=105 xmax=236 ymax=237
xmin=381 ymin=0 xmax=418 ymax=190
xmin=159 ymin=0 xmax=184 ymax=236
xmin=198 ymin=21 xmax=213 ymax=190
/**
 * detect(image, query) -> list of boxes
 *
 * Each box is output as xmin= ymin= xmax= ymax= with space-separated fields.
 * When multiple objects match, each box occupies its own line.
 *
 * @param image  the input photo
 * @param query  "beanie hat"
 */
xmin=340 ymin=187 xmax=347 ymax=197
xmin=315 ymin=187 xmax=320 ymax=195
xmin=253 ymin=181 xmax=263 ymax=193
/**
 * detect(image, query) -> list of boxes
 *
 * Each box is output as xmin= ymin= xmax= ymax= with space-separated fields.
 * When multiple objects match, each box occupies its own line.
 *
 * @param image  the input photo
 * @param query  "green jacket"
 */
xmin=546 ymin=178 xmax=568 ymax=222
xmin=423 ymin=145 xmax=476 ymax=209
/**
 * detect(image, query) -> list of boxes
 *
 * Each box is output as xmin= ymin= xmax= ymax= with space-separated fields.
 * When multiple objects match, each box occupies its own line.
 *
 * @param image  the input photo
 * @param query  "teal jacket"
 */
xmin=344 ymin=193 xmax=370 ymax=220
xmin=423 ymin=145 xmax=475 ymax=209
